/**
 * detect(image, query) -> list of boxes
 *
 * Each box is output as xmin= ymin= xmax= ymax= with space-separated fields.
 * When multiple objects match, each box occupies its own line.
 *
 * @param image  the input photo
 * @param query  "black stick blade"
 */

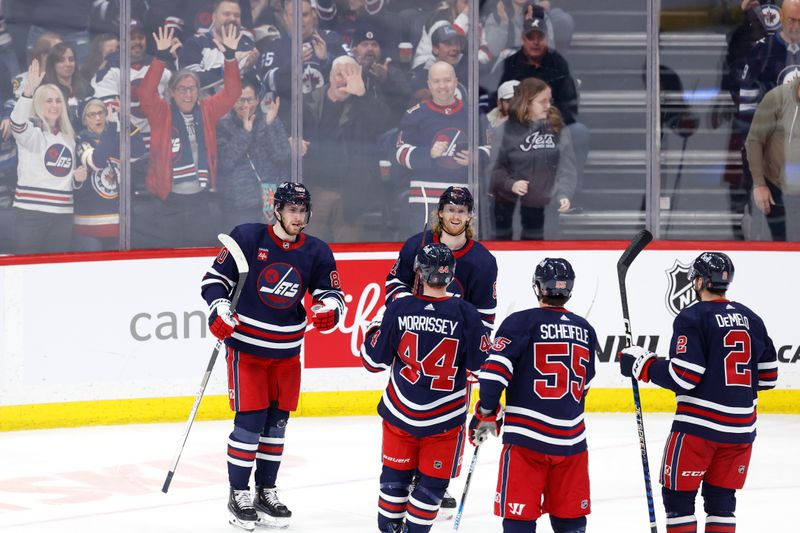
xmin=617 ymin=229 xmax=653 ymax=271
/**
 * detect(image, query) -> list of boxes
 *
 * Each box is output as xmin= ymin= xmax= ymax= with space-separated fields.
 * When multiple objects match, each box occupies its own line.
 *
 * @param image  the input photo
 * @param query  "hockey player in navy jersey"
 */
xmin=201 ymin=182 xmax=345 ymax=530
xmin=386 ymin=186 xmax=498 ymax=330
xmin=361 ymin=243 xmax=490 ymax=533
xmin=385 ymin=185 xmax=498 ymax=516
xmin=470 ymin=258 xmax=598 ymax=533
xmin=619 ymin=252 xmax=778 ymax=533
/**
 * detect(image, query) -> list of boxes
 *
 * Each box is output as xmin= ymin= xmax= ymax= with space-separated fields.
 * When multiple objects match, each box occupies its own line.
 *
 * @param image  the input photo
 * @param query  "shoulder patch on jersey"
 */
xmin=406 ymin=103 xmax=421 ymax=114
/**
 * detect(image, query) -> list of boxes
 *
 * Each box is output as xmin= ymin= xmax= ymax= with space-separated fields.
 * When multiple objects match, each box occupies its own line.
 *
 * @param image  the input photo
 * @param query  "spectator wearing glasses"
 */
xmin=137 ymin=25 xmax=242 ymax=248
xmin=490 ymin=77 xmax=576 ymax=240
xmin=73 ymin=98 xmax=146 ymax=251
xmin=496 ymin=13 xmax=589 ymax=191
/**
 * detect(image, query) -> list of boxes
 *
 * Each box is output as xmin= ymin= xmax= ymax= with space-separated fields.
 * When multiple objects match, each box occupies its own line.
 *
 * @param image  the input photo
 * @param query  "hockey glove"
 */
xmin=468 ymin=401 xmax=503 ymax=446
xmin=208 ymin=299 xmax=239 ymax=340
xmin=311 ymin=300 xmax=340 ymax=331
xmin=619 ymin=345 xmax=657 ymax=382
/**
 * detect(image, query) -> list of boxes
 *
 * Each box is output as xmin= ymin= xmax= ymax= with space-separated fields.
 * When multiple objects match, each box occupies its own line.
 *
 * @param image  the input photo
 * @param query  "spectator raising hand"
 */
xmin=23 ymin=59 xmax=45 ymax=98
xmin=214 ymin=23 xmax=242 ymax=54
xmin=264 ymin=96 xmax=281 ymax=125
xmin=311 ymin=31 xmax=328 ymax=61
xmin=153 ymin=26 xmax=176 ymax=54
xmin=341 ymin=62 xmax=365 ymax=96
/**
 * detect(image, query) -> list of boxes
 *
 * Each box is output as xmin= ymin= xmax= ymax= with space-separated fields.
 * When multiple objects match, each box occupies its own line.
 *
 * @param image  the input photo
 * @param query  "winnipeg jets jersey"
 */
xmin=10 ymin=97 xmax=74 ymax=214
xmin=395 ymin=100 xmax=489 ymax=207
xmin=385 ymin=230 xmax=498 ymax=329
xmin=361 ymin=294 xmax=489 ymax=437
xmin=479 ymin=307 xmax=598 ymax=456
xmin=201 ymin=223 xmax=345 ymax=359
xmin=648 ymin=300 xmax=778 ymax=444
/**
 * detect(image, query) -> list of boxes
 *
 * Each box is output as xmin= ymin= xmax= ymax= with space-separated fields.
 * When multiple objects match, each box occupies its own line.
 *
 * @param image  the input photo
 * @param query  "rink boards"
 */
xmin=0 ymin=240 xmax=798 ymax=430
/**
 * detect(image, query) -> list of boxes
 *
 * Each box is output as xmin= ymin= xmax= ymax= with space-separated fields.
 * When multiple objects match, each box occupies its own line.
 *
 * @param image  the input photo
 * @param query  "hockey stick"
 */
xmin=162 ymin=233 xmax=249 ymax=493
xmin=411 ymin=186 xmax=430 ymax=296
xmin=453 ymin=443 xmax=480 ymax=531
xmin=617 ymin=229 xmax=658 ymax=533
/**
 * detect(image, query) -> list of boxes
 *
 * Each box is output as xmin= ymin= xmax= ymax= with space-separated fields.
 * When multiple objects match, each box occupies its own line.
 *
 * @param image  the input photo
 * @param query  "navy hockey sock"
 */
xmin=378 ymin=466 xmax=414 ymax=533
xmin=405 ymin=474 xmax=447 ymax=533
xmin=550 ymin=515 xmax=586 ymax=533
xmin=254 ymin=407 xmax=290 ymax=488
xmin=702 ymin=483 xmax=736 ymax=533
xmin=228 ymin=410 xmax=268 ymax=490
xmin=663 ymin=487 xmax=698 ymax=533
xmin=503 ymin=518 xmax=536 ymax=532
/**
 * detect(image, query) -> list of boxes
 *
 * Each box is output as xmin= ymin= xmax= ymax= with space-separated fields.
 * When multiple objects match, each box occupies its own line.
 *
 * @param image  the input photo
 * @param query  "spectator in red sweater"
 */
xmin=137 ymin=24 xmax=242 ymax=249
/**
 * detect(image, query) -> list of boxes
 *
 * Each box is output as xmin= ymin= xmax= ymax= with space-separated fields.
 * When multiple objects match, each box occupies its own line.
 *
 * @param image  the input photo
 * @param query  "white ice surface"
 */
xmin=0 ymin=413 xmax=797 ymax=532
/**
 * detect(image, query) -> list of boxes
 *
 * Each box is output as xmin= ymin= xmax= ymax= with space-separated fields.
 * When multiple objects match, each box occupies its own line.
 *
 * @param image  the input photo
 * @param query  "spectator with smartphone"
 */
xmin=396 ymin=60 xmax=489 ymax=237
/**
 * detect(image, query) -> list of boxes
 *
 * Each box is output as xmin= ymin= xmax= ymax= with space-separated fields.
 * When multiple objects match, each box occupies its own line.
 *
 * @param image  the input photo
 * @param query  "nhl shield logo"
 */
xmin=665 ymin=259 xmax=696 ymax=317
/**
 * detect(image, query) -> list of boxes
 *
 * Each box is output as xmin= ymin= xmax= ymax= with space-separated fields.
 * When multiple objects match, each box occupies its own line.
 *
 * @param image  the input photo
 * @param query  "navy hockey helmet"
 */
xmin=414 ymin=243 xmax=456 ymax=287
xmin=438 ymin=186 xmax=474 ymax=213
xmin=533 ymin=257 xmax=575 ymax=299
xmin=274 ymin=181 xmax=311 ymax=212
xmin=688 ymin=252 xmax=734 ymax=291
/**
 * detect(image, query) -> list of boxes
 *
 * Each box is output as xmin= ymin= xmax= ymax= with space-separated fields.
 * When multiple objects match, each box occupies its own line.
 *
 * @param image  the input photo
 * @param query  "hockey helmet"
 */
xmin=438 ymin=186 xmax=474 ymax=213
xmin=414 ymin=243 xmax=456 ymax=287
xmin=274 ymin=182 xmax=312 ymax=212
xmin=533 ymin=257 xmax=575 ymax=299
xmin=688 ymin=252 xmax=734 ymax=291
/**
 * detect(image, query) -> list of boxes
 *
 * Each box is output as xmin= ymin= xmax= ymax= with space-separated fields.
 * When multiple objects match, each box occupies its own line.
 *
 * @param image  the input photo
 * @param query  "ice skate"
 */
xmin=436 ymin=489 xmax=456 ymax=520
xmin=228 ymin=487 xmax=258 ymax=531
xmin=383 ymin=521 xmax=408 ymax=533
xmin=254 ymin=486 xmax=291 ymax=529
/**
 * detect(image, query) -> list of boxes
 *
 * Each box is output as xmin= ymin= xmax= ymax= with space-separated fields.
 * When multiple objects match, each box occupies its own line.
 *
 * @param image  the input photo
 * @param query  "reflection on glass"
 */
xmin=660 ymin=0 xmax=800 ymax=242
xmin=481 ymin=1 xmax=597 ymax=240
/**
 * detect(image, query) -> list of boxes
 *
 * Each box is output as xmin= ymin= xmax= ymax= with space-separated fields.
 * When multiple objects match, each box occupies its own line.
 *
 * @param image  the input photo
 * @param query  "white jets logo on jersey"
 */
xmin=507 ymin=502 xmax=526 ymax=516
xmin=519 ymin=131 xmax=556 ymax=152
xmin=43 ymin=144 xmax=74 ymax=177
xmin=257 ymin=262 xmax=303 ymax=309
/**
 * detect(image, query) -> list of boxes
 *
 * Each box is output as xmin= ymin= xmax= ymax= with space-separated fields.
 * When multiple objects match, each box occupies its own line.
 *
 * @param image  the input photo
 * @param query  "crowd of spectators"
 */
xmin=0 ymin=0 xmax=584 ymax=252
xmin=4 ymin=0 xmax=793 ymax=252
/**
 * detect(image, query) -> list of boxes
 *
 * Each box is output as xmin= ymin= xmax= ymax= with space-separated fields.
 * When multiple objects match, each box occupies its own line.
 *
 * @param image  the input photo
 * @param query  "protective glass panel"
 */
xmin=1 ymin=0 xmax=123 ymax=253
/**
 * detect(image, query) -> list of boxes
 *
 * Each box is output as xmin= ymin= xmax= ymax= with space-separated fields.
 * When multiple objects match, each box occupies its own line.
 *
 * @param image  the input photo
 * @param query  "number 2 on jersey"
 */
xmin=397 ymin=331 xmax=459 ymax=392
xmin=723 ymin=329 xmax=752 ymax=387
xmin=533 ymin=342 xmax=590 ymax=401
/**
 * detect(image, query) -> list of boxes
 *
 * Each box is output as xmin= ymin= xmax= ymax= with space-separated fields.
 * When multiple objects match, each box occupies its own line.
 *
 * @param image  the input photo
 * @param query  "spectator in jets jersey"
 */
xmin=10 ymin=59 xmax=77 ymax=254
xmin=178 ymin=0 xmax=259 ymax=92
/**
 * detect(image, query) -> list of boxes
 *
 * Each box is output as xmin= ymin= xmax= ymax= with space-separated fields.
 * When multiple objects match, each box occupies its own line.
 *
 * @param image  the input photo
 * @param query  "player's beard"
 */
xmin=441 ymin=217 xmax=468 ymax=237
xmin=276 ymin=214 xmax=306 ymax=237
